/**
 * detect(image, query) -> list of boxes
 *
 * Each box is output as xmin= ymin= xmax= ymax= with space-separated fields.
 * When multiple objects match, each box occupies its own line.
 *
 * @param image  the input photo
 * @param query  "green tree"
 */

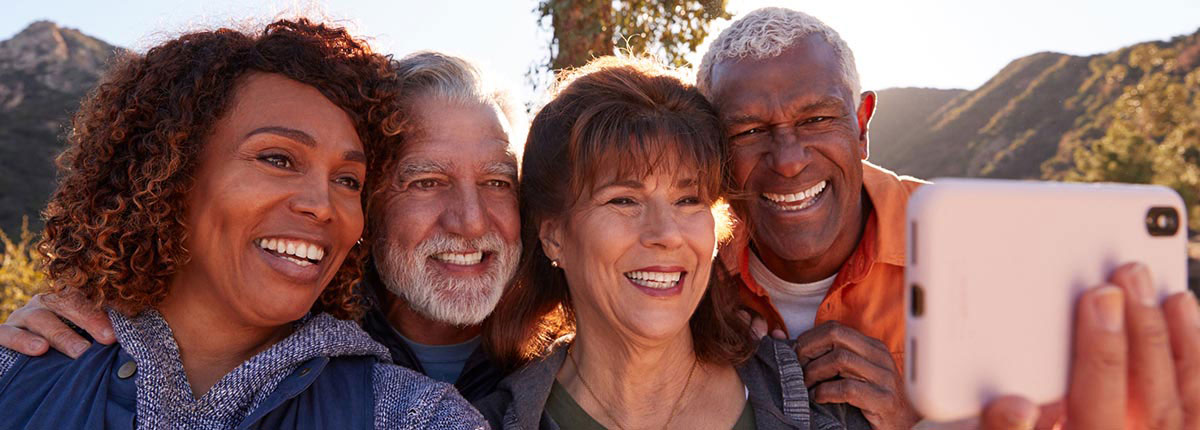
xmin=534 ymin=0 xmax=730 ymax=72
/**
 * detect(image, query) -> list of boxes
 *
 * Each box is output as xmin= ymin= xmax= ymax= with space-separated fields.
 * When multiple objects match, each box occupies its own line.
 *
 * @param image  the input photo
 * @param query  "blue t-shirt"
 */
xmin=397 ymin=332 xmax=481 ymax=384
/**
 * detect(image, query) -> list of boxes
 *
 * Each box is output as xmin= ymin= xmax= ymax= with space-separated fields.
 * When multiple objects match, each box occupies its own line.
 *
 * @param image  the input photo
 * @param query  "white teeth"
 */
xmin=624 ymin=271 xmax=683 ymax=289
xmin=432 ymin=251 xmax=484 ymax=266
xmin=762 ymin=180 xmax=827 ymax=211
xmin=256 ymin=238 xmax=327 ymax=266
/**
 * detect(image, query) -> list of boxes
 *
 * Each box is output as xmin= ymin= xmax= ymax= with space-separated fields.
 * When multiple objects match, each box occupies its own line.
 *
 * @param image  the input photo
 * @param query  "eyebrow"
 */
xmin=597 ymin=177 xmax=699 ymax=190
xmin=483 ymin=161 xmax=518 ymax=180
xmin=398 ymin=159 xmax=453 ymax=178
xmin=246 ymin=126 xmax=366 ymax=163
xmin=723 ymin=97 xmax=847 ymax=125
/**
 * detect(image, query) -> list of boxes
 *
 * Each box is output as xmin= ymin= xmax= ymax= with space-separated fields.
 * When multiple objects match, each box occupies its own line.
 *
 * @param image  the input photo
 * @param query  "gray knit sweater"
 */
xmin=0 ymin=309 xmax=488 ymax=429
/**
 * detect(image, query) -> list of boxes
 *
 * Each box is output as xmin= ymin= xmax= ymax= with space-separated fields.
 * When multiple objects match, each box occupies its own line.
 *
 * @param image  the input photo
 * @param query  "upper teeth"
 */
xmin=625 ymin=271 xmax=682 ymax=289
xmin=433 ymin=251 xmax=484 ymax=266
xmin=257 ymin=238 xmax=325 ymax=263
xmin=763 ymin=180 xmax=827 ymax=206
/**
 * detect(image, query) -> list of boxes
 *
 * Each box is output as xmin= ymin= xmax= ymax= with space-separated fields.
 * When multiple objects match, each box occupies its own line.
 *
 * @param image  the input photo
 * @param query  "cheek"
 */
xmin=730 ymin=148 xmax=763 ymax=187
xmin=380 ymin=197 xmax=442 ymax=246
xmin=486 ymin=194 xmax=520 ymax=242
xmin=684 ymin=212 xmax=717 ymax=257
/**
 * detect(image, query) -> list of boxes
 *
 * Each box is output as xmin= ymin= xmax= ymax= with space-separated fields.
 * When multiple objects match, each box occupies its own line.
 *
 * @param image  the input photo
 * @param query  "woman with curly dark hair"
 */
xmin=0 ymin=19 xmax=485 ymax=429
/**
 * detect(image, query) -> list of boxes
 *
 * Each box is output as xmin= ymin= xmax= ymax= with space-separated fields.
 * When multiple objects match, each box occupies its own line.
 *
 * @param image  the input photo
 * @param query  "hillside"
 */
xmin=870 ymin=28 xmax=1200 ymax=185
xmin=0 ymin=21 xmax=120 ymax=236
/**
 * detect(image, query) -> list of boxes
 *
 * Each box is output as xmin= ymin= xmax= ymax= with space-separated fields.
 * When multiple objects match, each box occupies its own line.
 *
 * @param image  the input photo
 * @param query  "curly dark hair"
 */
xmin=38 ymin=18 xmax=402 ymax=320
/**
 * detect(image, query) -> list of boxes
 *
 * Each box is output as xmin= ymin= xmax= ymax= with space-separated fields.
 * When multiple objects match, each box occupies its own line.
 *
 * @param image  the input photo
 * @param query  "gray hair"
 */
xmin=393 ymin=51 xmax=526 ymax=148
xmin=696 ymin=7 xmax=861 ymax=106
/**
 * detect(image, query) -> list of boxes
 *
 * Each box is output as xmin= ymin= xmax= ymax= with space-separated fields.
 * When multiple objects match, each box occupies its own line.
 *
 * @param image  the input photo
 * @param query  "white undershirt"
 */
xmin=747 ymin=251 xmax=836 ymax=339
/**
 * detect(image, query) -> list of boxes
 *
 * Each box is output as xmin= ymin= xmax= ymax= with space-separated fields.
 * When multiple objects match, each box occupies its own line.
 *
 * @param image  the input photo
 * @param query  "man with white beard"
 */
xmin=0 ymin=51 xmax=525 ymax=402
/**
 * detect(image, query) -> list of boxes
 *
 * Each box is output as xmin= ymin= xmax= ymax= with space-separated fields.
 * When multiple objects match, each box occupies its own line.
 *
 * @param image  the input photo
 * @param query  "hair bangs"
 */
xmin=567 ymin=105 xmax=724 ymax=205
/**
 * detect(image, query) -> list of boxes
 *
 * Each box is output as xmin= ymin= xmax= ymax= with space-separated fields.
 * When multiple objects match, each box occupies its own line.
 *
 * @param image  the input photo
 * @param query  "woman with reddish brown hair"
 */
xmin=0 ymin=19 xmax=484 ymax=429
xmin=474 ymin=56 xmax=870 ymax=430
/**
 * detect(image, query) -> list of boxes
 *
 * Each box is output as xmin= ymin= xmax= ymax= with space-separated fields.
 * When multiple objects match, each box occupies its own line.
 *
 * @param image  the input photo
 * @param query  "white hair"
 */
xmin=393 ymin=51 xmax=527 ymax=151
xmin=696 ymin=7 xmax=861 ymax=105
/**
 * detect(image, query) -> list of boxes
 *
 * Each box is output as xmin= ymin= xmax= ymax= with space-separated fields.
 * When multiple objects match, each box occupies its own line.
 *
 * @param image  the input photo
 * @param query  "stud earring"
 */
xmin=550 ymin=260 xmax=559 ymax=268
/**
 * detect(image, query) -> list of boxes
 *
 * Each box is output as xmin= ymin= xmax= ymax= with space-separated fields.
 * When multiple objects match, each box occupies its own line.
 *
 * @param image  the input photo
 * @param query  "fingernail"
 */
xmin=28 ymin=338 xmax=45 ymax=351
xmin=1011 ymin=400 xmax=1038 ymax=429
xmin=102 ymin=329 xmax=115 ymax=341
xmin=1129 ymin=264 xmax=1157 ymax=306
xmin=1093 ymin=286 xmax=1125 ymax=333
xmin=1184 ymin=291 xmax=1200 ymax=329
xmin=71 ymin=342 xmax=89 ymax=356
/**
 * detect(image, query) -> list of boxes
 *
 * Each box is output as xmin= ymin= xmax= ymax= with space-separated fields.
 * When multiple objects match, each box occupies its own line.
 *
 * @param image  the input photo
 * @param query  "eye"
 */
xmin=732 ymin=127 xmax=767 ymax=139
xmin=411 ymin=178 xmax=444 ymax=190
xmin=335 ymin=176 xmax=362 ymax=191
xmin=676 ymin=196 xmax=703 ymax=206
xmin=606 ymin=197 xmax=637 ymax=206
xmin=802 ymin=116 xmax=833 ymax=125
xmin=258 ymin=153 xmax=293 ymax=169
xmin=483 ymin=179 xmax=512 ymax=189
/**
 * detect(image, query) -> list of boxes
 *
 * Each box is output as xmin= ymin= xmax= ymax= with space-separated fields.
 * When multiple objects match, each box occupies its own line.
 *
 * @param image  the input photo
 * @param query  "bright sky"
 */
xmin=3 ymin=0 xmax=1199 ymax=105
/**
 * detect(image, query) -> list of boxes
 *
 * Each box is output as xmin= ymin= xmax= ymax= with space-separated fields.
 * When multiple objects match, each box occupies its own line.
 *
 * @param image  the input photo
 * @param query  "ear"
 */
xmin=539 ymin=218 xmax=565 ymax=265
xmin=855 ymin=91 xmax=877 ymax=160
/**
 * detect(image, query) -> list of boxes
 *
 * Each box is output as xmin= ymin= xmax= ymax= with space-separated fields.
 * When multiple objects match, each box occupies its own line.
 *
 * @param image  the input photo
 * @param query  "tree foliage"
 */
xmin=0 ymin=218 xmax=43 ymax=321
xmin=1065 ymin=40 xmax=1200 ymax=228
xmin=535 ymin=0 xmax=730 ymax=72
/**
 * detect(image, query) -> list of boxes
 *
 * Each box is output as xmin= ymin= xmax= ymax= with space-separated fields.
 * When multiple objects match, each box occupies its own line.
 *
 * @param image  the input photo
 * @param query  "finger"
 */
xmin=802 ymin=346 xmax=891 ymax=387
xmin=1163 ymin=292 xmax=1200 ymax=429
xmin=0 ymin=325 xmax=49 ymax=356
xmin=794 ymin=321 xmax=892 ymax=368
xmin=980 ymin=395 xmax=1039 ymax=430
xmin=749 ymin=315 xmax=768 ymax=339
xmin=1065 ymin=285 xmax=1127 ymax=430
xmin=19 ymin=307 xmax=91 ymax=359
xmin=1110 ymin=263 xmax=1183 ymax=429
xmin=810 ymin=378 xmax=889 ymax=412
xmin=770 ymin=329 xmax=787 ymax=340
xmin=1033 ymin=401 xmax=1064 ymax=430
xmin=42 ymin=293 xmax=114 ymax=344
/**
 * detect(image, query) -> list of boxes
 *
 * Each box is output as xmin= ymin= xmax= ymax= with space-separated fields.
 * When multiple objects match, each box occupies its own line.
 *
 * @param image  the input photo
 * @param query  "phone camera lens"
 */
xmin=1146 ymin=207 xmax=1180 ymax=237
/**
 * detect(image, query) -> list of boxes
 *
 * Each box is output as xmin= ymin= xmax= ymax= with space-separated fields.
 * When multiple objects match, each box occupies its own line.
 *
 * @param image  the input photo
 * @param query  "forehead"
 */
xmin=217 ymin=73 xmax=360 ymax=150
xmin=708 ymin=34 xmax=853 ymax=118
xmin=402 ymin=98 xmax=516 ymax=168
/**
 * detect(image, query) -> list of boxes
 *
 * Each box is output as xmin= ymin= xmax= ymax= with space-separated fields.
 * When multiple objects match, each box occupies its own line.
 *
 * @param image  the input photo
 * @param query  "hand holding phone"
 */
xmin=904 ymin=179 xmax=1188 ymax=422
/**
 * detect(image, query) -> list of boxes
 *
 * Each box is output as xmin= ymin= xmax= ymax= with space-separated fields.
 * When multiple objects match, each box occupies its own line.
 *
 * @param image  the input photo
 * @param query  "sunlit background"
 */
xmin=4 ymin=0 xmax=1199 ymax=104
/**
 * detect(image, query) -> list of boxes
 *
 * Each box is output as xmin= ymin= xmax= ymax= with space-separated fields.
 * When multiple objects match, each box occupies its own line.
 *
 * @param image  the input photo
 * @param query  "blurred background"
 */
xmin=1 ymin=0 xmax=1199 ymax=317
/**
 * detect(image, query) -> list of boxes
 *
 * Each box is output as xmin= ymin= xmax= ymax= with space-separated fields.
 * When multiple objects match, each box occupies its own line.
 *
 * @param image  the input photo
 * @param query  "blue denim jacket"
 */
xmin=0 ymin=309 xmax=487 ymax=430
xmin=473 ymin=338 xmax=870 ymax=430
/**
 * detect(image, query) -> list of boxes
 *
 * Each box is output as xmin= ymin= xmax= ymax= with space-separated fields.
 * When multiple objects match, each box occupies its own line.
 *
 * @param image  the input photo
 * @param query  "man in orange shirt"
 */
xmin=697 ymin=7 xmax=923 ymax=429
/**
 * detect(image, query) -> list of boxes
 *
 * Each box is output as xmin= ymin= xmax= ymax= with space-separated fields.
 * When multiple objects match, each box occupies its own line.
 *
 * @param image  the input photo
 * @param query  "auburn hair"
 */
xmin=484 ymin=56 xmax=752 ymax=370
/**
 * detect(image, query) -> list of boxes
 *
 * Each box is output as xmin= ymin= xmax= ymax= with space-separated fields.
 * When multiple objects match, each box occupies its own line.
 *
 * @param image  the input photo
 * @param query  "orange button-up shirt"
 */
xmin=720 ymin=161 xmax=926 ymax=371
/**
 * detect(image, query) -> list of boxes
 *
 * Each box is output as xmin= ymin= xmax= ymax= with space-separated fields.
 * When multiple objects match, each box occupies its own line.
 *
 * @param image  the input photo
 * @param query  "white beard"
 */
xmin=375 ymin=232 xmax=519 ymax=326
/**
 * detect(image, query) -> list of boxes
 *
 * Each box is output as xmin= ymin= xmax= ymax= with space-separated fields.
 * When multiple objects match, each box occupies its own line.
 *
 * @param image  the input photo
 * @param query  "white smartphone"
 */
xmin=904 ymin=178 xmax=1189 ymax=422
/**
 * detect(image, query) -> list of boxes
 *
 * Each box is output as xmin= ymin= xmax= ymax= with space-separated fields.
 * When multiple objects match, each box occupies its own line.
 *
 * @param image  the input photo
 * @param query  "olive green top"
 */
xmin=544 ymin=380 xmax=756 ymax=430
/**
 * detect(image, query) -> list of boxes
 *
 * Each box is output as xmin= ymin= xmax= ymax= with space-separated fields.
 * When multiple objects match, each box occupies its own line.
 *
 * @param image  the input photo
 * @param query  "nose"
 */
xmin=290 ymin=180 xmax=336 ymax=224
xmin=640 ymin=201 xmax=684 ymax=250
xmin=768 ymin=127 xmax=811 ymax=178
xmin=441 ymin=183 xmax=488 ymax=238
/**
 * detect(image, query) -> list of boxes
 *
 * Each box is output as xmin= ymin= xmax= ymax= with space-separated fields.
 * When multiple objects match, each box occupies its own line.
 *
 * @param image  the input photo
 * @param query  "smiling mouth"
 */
xmin=624 ymin=270 xmax=685 ymax=289
xmin=256 ymin=238 xmax=326 ymax=267
xmin=761 ymin=180 xmax=828 ymax=212
xmin=431 ymin=250 xmax=488 ymax=266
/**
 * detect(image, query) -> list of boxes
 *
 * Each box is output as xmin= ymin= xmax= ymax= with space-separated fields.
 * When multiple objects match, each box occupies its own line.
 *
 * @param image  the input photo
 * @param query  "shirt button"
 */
xmin=117 ymin=360 xmax=137 ymax=379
